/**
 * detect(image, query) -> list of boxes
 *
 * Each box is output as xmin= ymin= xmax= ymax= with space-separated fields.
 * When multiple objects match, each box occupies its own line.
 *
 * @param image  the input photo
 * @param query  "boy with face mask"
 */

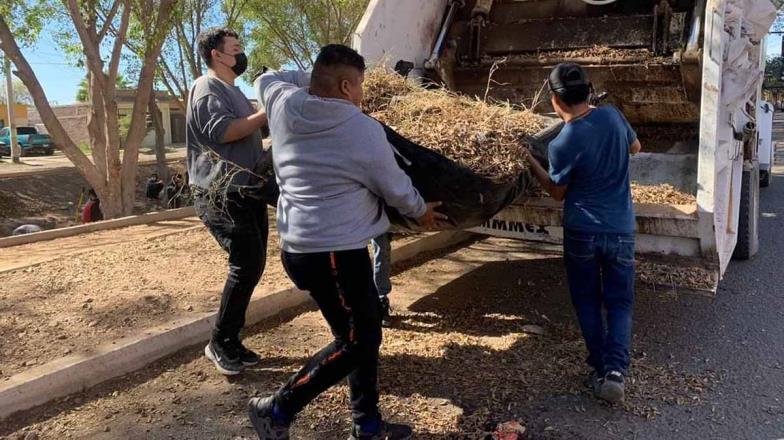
xmin=187 ymin=28 xmax=270 ymax=376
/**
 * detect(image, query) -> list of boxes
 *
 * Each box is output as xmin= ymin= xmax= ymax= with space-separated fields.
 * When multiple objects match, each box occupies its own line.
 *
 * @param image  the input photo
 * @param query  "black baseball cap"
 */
xmin=548 ymin=63 xmax=590 ymax=93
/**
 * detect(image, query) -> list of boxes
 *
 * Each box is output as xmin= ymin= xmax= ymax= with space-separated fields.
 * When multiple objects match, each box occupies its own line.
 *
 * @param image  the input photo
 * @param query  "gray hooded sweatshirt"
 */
xmin=256 ymin=71 xmax=427 ymax=254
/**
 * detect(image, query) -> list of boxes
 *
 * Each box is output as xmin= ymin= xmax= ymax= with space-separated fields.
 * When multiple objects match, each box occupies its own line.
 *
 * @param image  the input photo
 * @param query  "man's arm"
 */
xmin=221 ymin=110 xmax=267 ymax=143
xmin=523 ymin=148 xmax=568 ymax=201
xmin=255 ymin=70 xmax=311 ymax=109
xmin=194 ymin=94 xmax=266 ymax=145
xmin=360 ymin=127 xmax=447 ymax=228
xmin=629 ymin=139 xmax=642 ymax=155
xmin=616 ymin=105 xmax=642 ymax=155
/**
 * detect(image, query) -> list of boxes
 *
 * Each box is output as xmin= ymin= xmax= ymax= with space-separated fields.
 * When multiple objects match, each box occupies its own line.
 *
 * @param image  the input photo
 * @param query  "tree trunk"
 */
xmin=1 ymin=2 xmax=182 ymax=220
xmin=148 ymin=98 xmax=168 ymax=182
xmin=120 ymin=0 xmax=178 ymax=215
xmin=0 ymin=17 xmax=104 ymax=189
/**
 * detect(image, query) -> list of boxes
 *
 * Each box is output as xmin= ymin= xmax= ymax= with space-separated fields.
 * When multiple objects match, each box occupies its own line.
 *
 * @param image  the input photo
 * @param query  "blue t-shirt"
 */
xmin=548 ymin=106 xmax=637 ymax=234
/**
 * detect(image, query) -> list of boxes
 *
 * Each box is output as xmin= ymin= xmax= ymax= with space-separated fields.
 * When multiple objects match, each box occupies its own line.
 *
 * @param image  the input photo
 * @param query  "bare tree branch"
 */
xmin=97 ymin=0 xmax=122 ymax=40
xmin=64 ymin=0 xmax=106 ymax=90
xmin=106 ymin=1 xmax=131 ymax=92
xmin=0 ymin=15 xmax=102 ymax=186
xmin=121 ymin=0 xmax=179 ymax=212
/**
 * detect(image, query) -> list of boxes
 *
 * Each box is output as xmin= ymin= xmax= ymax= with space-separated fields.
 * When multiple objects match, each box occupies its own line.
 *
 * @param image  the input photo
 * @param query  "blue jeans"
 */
xmin=371 ymin=233 xmax=392 ymax=297
xmin=563 ymin=230 xmax=635 ymax=375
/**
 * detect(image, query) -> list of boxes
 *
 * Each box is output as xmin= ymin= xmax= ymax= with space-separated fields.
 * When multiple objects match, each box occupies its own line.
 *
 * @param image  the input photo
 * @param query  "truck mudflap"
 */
xmin=732 ymin=161 xmax=760 ymax=260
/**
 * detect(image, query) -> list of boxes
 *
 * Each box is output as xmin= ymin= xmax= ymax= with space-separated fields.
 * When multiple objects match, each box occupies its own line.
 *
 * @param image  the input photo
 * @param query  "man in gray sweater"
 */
xmin=248 ymin=45 xmax=443 ymax=440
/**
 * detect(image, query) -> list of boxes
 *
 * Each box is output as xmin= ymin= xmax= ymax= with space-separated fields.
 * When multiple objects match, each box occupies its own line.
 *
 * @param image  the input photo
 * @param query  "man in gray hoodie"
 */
xmin=247 ymin=45 xmax=443 ymax=440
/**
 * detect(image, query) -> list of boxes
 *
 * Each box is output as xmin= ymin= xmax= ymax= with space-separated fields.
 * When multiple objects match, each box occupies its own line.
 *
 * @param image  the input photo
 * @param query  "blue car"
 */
xmin=0 ymin=126 xmax=56 ymax=157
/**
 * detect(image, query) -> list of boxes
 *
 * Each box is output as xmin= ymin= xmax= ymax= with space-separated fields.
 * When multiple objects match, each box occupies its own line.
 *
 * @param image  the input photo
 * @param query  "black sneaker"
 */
xmin=584 ymin=371 xmax=602 ymax=396
xmin=229 ymin=338 xmax=261 ymax=366
xmin=597 ymin=370 xmax=625 ymax=403
xmin=248 ymin=396 xmax=290 ymax=440
xmin=204 ymin=339 xmax=244 ymax=376
xmin=349 ymin=420 xmax=413 ymax=440
xmin=379 ymin=296 xmax=392 ymax=327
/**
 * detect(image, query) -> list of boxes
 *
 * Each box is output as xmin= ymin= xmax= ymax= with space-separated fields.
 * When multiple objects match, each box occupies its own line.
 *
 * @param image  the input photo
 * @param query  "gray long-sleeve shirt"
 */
xmin=186 ymin=75 xmax=266 ymax=191
xmin=256 ymin=70 xmax=427 ymax=253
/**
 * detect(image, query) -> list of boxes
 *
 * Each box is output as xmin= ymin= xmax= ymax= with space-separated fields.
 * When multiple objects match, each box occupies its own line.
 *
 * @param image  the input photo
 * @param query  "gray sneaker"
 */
xmin=597 ymin=371 xmax=625 ymax=403
xmin=248 ymin=396 xmax=290 ymax=440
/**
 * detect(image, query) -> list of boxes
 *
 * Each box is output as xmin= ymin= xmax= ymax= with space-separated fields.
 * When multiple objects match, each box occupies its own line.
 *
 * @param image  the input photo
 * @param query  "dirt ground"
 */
xmin=0 ymin=217 xmax=203 ymax=273
xmin=0 ymin=161 xmax=187 ymax=237
xmin=0 ymin=223 xmax=289 ymax=380
xmin=0 ymin=238 xmax=718 ymax=440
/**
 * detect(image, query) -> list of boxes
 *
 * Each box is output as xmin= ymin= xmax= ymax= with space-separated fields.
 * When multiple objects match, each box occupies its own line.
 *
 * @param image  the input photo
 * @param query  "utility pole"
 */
xmin=3 ymin=55 xmax=20 ymax=163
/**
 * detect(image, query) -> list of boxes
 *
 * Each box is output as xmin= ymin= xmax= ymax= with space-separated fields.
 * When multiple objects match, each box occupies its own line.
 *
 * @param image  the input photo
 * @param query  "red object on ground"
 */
xmin=82 ymin=200 xmax=101 ymax=223
xmin=494 ymin=421 xmax=526 ymax=440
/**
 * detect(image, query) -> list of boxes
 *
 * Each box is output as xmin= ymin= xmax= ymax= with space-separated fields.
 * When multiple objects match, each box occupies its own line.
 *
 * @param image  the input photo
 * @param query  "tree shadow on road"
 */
xmin=373 ymin=257 xmax=720 ymax=439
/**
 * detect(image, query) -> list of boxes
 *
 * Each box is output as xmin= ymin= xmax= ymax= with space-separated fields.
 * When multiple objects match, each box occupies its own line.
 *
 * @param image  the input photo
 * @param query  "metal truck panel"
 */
xmin=354 ymin=0 xmax=778 ymax=282
xmin=352 ymin=0 xmax=448 ymax=70
xmin=758 ymin=101 xmax=774 ymax=171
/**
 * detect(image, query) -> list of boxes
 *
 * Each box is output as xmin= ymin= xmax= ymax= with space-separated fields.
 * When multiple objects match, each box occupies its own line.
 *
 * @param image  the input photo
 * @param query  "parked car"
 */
xmin=0 ymin=126 xmax=56 ymax=156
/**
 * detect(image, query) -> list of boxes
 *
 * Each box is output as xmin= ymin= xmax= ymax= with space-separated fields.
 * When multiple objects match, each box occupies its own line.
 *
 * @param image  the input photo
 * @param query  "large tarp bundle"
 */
xmin=382 ymin=124 xmax=536 ymax=232
xmin=258 ymin=125 xmax=538 ymax=232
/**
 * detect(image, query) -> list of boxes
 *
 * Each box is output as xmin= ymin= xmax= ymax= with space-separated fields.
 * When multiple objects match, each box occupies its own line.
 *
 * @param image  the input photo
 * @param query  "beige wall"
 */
xmin=31 ymin=101 xmax=180 ymax=149
xmin=0 ymin=103 xmax=30 ymax=127
xmin=28 ymin=104 xmax=91 ymax=147
xmin=117 ymin=101 xmax=173 ymax=148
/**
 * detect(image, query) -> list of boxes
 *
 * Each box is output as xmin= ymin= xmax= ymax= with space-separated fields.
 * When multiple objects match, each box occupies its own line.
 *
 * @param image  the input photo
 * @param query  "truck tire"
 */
xmin=733 ymin=162 xmax=760 ymax=260
xmin=760 ymin=169 xmax=771 ymax=188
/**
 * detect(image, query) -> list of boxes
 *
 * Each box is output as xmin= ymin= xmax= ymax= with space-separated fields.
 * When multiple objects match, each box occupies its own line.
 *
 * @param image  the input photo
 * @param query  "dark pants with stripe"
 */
xmin=276 ymin=248 xmax=382 ymax=424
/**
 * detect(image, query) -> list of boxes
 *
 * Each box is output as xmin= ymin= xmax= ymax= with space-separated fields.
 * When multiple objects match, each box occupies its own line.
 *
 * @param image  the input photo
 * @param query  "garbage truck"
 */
xmin=353 ymin=0 xmax=780 ymax=291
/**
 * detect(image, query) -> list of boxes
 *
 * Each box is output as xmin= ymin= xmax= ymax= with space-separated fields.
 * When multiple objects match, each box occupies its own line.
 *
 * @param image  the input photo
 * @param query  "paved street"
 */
xmin=534 ymin=115 xmax=784 ymax=439
xmin=0 ymin=147 xmax=187 ymax=178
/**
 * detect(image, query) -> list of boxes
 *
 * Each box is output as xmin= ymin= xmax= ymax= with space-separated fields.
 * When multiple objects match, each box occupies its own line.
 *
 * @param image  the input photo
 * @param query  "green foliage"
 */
xmin=0 ymin=0 xmax=56 ymax=46
xmin=243 ymin=0 xmax=369 ymax=73
xmin=118 ymin=111 xmax=152 ymax=143
xmin=118 ymin=113 xmax=132 ymax=141
xmin=0 ymin=78 xmax=33 ymax=105
xmin=75 ymin=73 xmax=132 ymax=102
xmin=764 ymin=56 xmax=784 ymax=89
xmin=77 ymin=141 xmax=92 ymax=154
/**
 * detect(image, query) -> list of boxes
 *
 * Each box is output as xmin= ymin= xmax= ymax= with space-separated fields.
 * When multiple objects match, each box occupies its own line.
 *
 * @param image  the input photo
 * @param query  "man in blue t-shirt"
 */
xmin=523 ymin=63 xmax=643 ymax=404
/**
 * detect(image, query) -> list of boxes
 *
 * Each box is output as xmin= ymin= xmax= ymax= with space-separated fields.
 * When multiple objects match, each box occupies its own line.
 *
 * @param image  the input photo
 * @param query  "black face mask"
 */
xmin=222 ymin=51 xmax=248 ymax=76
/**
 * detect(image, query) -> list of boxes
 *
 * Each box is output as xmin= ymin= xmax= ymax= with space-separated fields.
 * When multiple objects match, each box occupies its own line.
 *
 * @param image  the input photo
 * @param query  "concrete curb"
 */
xmin=0 ymin=207 xmax=195 ymax=248
xmin=0 ymin=230 xmax=473 ymax=420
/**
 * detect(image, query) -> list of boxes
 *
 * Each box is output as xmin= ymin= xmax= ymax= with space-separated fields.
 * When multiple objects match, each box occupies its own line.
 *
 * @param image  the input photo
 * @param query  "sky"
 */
xmin=9 ymin=25 xmax=784 ymax=106
xmin=14 ymin=32 xmax=256 ymax=106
